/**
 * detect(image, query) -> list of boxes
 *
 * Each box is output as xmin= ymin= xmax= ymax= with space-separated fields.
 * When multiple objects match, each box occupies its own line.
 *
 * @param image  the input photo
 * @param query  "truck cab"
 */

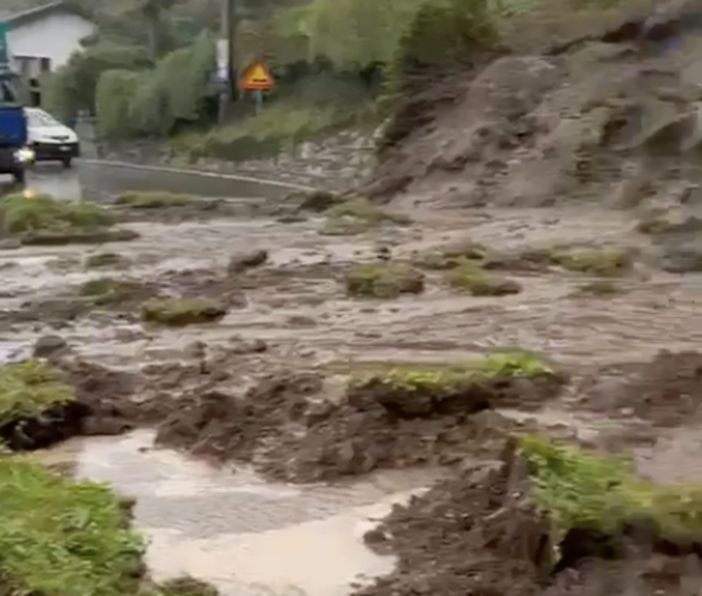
xmin=0 ymin=66 xmax=33 ymax=185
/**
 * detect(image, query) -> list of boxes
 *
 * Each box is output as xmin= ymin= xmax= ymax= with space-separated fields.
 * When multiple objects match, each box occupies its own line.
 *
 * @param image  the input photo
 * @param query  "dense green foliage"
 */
xmin=520 ymin=436 xmax=702 ymax=542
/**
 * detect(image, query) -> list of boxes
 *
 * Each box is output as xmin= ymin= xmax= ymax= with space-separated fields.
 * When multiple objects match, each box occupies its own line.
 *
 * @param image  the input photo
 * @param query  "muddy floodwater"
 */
xmin=36 ymin=431 xmax=437 ymax=596
xmin=6 ymin=163 xmax=702 ymax=596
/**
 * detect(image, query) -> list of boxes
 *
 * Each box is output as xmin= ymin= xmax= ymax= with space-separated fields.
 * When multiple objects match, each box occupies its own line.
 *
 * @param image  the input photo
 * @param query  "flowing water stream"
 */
xmin=35 ymin=430 xmax=440 ymax=596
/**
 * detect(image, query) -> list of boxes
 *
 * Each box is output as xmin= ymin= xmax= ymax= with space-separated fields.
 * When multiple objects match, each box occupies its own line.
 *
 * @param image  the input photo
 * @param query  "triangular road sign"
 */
xmin=240 ymin=61 xmax=275 ymax=91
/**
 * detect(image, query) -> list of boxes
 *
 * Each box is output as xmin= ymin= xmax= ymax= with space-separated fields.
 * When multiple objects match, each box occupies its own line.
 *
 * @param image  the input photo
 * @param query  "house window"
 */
xmin=39 ymin=57 xmax=51 ymax=73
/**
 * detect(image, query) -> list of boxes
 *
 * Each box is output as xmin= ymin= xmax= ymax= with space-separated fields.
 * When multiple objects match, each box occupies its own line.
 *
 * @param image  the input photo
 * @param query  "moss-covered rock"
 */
xmin=447 ymin=261 xmax=522 ymax=296
xmin=345 ymin=263 xmax=425 ymax=298
xmin=141 ymin=298 xmax=227 ymax=326
xmin=348 ymin=351 xmax=561 ymax=417
xmin=115 ymin=191 xmax=195 ymax=209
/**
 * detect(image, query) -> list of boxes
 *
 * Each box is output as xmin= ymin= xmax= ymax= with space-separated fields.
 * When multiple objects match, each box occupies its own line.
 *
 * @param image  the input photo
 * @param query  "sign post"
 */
xmin=239 ymin=61 xmax=275 ymax=113
xmin=0 ymin=22 xmax=8 ymax=64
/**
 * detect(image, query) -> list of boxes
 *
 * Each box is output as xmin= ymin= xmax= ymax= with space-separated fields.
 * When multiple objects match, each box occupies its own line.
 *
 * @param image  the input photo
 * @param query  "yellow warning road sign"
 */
xmin=240 ymin=61 xmax=275 ymax=91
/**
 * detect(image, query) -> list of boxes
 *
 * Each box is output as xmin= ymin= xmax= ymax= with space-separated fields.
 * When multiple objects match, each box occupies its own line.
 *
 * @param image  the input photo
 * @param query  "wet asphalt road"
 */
xmin=0 ymin=160 xmax=299 ymax=202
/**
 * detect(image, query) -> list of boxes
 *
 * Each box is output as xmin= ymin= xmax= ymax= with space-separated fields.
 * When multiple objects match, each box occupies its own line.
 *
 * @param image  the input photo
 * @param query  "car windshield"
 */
xmin=27 ymin=109 xmax=61 ymax=128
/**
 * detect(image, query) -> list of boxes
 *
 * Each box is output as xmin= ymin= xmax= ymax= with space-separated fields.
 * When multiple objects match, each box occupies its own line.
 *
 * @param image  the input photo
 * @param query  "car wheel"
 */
xmin=62 ymin=158 xmax=72 ymax=169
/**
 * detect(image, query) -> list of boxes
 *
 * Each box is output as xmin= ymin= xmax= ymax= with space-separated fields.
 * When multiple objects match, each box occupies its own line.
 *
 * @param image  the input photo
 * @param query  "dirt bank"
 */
xmin=156 ymin=357 xmax=566 ymax=482
xmin=354 ymin=439 xmax=702 ymax=596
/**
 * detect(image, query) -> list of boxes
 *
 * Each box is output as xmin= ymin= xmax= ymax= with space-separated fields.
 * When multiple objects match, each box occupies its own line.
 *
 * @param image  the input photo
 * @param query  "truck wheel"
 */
xmin=62 ymin=158 xmax=72 ymax=169
xmin=12 ymin=169 xmax=25 ymax=185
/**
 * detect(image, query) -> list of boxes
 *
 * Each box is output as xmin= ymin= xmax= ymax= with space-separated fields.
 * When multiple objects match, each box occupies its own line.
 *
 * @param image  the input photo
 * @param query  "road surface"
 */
xmin=0 ymin=160 xmax=300 ymax=202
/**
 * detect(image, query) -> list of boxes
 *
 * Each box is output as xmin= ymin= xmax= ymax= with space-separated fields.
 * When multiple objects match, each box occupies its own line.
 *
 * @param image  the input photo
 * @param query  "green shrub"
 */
xmin=345 ymin=263 xmax=424 ymax=298
xmin=520 ymin=436 xmax=702 ymax=542
xmin=447 ymin=260 xmax=522 ymax=296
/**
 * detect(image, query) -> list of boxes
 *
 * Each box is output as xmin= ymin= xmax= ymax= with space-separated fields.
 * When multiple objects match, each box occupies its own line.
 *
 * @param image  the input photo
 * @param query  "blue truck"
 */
xmin=0 ymin=23 xmax=33 ymax=186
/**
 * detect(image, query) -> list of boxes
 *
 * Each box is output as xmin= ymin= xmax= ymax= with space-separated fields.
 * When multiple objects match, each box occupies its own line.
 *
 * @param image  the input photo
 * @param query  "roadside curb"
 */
xmin=76 ymin=158 xmax=317 ymax=192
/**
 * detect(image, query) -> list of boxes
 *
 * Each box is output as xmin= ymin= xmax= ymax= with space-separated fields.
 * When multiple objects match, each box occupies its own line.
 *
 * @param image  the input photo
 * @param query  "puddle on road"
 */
xmin=38 ymin=429 xmax=437 ymax=596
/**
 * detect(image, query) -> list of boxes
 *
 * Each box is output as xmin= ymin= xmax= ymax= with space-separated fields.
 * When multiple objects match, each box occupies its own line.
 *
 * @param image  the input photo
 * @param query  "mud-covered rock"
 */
xmin=227 ymin=249 xmax=269 ymax=273
xmin=33 ymin=335 xmax=68 ymax=358
xmin=141 ymin=297 xmax=227 ymax=326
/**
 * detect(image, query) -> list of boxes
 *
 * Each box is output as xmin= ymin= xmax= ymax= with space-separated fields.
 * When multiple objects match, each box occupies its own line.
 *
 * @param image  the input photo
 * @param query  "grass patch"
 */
xmin=415 ymin=240 xmax=487 ymax=270
xmin=141 ymin=298 xmax=227 ymax=326
xmin=0 ymin=193 xmax=115 ymax=235
xmin=173 ymin=104 xmax=372 ymax=162
xmin=0 ymin=360 xmax=74 ymax=427
xmin=350 ymin=351 xmax=555 ymax=391
xmin=549 ymin=247 xmax=632 ymax=277
xmin=115 ymin=191 xmax=194 ymax=209
xmin=326 ymin=198 xmax=410 ymax=225
xmin=447 ymin=260 xmax=522 ymax=296
xmin=0 ymin=456 xmax=144 ymax=596
xmin=519 ymin=435 xmax=702 ymax=543
xmin=345 ymin=263 xmax=424 ymax=298
xmin=79 ymin=277 xmax=147 ymax=306
xmin=321 ymin=198 xmax=410 ymax=235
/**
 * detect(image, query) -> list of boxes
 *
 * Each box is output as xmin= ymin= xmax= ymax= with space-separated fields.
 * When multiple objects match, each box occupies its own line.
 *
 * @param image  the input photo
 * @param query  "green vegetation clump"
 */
xmin=141 ymin=297 xmax=227 ymax=326
xmin=0 ymin=456 xmax=145 ymax=596
xmin=447 ymin=260 xmax=522 ymax=296
xmin=322 ymin=198 xmax=410 ymax=235
xmin=549 ymin=247 xmax=632 ymax=277
xmin=519 ymin=435 xmax=702 ymax=542
xmin=80 ymin=277 xmax=146 ymax=305
xmin=0 ymin=360 xmax=74 ymax=427
xmin=352 ymin=351 xmax=554 ymax=389
xmin=0 ymin=194 xmax=115 ymax=235
xmin=115 ymin=191 xmax=195 ymax=208
xmin=345 ymin=263 xmax=424 ymax=298
xmin=326 ymin=198 xmax=410 ymax=225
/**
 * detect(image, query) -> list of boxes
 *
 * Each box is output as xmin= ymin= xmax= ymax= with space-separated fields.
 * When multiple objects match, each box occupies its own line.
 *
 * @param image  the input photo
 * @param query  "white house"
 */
xmin=1 ymin=1 xmax=95 ymax=78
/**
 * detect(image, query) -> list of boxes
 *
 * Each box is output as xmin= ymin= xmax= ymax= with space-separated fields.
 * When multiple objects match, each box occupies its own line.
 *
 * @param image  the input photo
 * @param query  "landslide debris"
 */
xmin=365 ymin=0 xmax=702 ymax=220
xmin=354 ymin=436 xmax=702 ymax=596
xmin=156 ymin=351 xmax=565 ymax=482
xmin=0 ymin=352 xmax=141 ymax=450
xmin=587 ymin=350 xmax=702 ymax=427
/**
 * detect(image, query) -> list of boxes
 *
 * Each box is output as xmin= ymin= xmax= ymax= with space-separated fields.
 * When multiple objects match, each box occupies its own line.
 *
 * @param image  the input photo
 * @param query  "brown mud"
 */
xmin=156 ymin=366 xmax=564 ymax=482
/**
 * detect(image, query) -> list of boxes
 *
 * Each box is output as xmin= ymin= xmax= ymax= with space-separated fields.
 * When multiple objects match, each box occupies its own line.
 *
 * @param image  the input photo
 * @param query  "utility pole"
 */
xmin=217 ymin=0 xmax=235 ymax=123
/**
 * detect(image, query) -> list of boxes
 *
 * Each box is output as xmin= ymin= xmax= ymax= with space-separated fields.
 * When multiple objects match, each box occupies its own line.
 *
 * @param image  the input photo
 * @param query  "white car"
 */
xmin=25 ymin=107 xmax=80 ymax=168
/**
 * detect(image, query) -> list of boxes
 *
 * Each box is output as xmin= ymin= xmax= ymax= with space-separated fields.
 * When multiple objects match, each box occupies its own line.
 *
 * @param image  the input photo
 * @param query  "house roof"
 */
xmin=0 ymin=2 xmax=92 ymax=29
